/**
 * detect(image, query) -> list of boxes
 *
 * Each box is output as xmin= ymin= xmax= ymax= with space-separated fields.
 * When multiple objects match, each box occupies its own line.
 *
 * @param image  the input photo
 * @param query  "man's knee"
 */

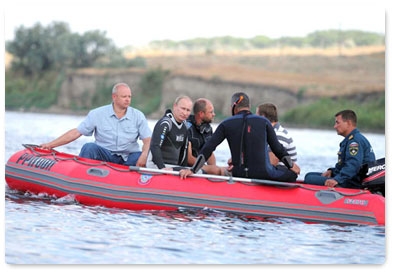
xmin=304 ymin=172 xmax=327 ymax=185
xmin=79 ymin=143 xmax=99 ymax=157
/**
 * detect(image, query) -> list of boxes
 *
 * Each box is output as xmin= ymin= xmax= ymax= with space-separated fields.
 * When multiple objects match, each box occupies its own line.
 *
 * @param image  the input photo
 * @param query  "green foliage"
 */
xmin=5 ymin=20 xmax=148 ymax=111
xmin=150 ymin=39 xmax=179 ymax=48
xmin=355 ymin=95 xmax=385 ymax=130
xmin=306 ymin=30 xmax=384 ymax=48
xmin=6 ymin=22 xmax=68 ymax=75
xmin=282 ymin=95 xmax=385 ymax=132
xmin=147 ymin=30 xmax=384 ymax=51
xmin=6 ymin=21 xmax=120 ymax=75
xmin=277 ymin=36 xmax=307 ymax=47
xmin=297 ymin=87 xmax=307 ymax=102
xmin=250 ymin=35 xmax=272 ymax=48
xmin=5 ymin=23 xmax=384 ymax=132
xmin=94 ymin=50 xmax=147 ymax=68
xmin=5 ymin=70 xmax=64 ymax=110
xmin=68 ymin=30 xmax=115 ymax=68
xmin=152 ymin=36 xmax=255 ymax=51
xmin=134 ymin=67 xmax=170 ymax=114
xmin=128 ymin=56 xmax=147 ymax=67
xmin=91 ymin=78 xmax=113 ymax=109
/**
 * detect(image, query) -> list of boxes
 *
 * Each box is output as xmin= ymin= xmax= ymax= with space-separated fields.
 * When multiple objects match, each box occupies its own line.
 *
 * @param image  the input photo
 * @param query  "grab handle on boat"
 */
xmin=87 ymin=168 xmax=109 ymax=177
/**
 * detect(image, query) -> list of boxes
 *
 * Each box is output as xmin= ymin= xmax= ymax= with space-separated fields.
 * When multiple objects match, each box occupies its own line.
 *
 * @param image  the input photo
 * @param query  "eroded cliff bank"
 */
xmin=56 ymin=68 xmax=318 ymax=118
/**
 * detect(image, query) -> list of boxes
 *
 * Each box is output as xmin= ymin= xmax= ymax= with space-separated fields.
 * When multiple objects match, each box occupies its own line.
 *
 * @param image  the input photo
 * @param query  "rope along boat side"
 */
xmin=5 ymin=144 xmax=385 ymax=226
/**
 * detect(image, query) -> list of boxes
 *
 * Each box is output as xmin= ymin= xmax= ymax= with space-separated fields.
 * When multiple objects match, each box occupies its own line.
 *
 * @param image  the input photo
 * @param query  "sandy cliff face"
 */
xmin=58 ymin=69 xmax=145 ymax=110
xmin=57 ymin=69 xmax=313 ymax=118
xmin=160 ymin=75 xmax=305 ymax=117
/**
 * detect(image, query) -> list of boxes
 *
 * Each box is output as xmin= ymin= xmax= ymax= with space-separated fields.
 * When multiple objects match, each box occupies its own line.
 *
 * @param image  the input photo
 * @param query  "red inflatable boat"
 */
xmin=5 ymin=144 xmax=385 ymax=226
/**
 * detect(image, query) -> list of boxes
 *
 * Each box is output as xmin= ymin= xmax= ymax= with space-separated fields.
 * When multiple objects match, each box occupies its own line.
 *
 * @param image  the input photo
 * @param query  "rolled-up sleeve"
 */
xmin=77 ymin=110 xmax=96 ymax=136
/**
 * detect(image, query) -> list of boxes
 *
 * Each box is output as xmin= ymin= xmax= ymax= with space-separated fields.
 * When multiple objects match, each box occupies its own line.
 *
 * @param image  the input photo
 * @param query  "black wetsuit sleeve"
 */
xmin=150 ymin=119 xmax=170 ymax=169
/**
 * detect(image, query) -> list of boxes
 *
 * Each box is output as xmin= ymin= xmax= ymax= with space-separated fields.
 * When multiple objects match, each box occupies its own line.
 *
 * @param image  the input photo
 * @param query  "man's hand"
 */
xmin=321 ymin=170 xmax=332 ymax=178
xmin=179 ymin=169 xmax=193 ymax=179
xmin=136 ymin=154 xmax=148 ymax=167
xmin=290 ymin=163 xmax=300 ymax=175
xmin=324 ymin=179 xmax=338 ymax=187
xmin=39 ymin=143 xmax=52 ymax=150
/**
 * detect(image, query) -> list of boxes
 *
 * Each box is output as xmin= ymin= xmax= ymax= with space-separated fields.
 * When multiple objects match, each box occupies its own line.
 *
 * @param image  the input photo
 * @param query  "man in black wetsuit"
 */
xmin=146 ymin=95 xmax=193 ymax=170
xmin=179 ymin=92 xmax=300 ymax=182
xmin=186 ymin=98 xmax=225 ymax=175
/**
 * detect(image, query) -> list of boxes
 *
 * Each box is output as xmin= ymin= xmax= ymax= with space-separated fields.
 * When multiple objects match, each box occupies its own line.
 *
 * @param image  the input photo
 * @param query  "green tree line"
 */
xmin=149 ymin=30 xmax=384 ymax=51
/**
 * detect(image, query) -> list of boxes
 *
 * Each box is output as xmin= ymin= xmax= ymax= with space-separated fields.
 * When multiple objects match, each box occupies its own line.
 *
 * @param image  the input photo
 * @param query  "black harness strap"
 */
xmin=239 ymin=111 xmax=251 ymax=177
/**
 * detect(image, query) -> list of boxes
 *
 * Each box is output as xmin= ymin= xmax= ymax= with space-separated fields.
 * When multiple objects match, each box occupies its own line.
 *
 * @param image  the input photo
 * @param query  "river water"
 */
xmin=3 ymin=111 xmax=387 ymax=265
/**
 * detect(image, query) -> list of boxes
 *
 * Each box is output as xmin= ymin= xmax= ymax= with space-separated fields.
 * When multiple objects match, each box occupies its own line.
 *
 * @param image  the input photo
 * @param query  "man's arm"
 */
xmin=187 ymin=142 xmax=195 ymax=166
xmin=150 ymin=120 xmax=170 ymax=169
xmin=206 ymin=153 xmax=216 ymax=165
xmin=136 ymin=137 xmax=151 ymax=167
xmin=188 ymin=142 xmax=216 ymax=166
xmin=269 ymin=151 xmax=279 ymax=166
xmin=40 ymin=128 xmax=82 ymax=149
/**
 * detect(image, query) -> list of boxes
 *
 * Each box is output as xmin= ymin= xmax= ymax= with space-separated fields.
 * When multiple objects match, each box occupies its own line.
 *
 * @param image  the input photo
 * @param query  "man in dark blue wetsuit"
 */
xmin=179 ymin=92 xmax=300 ymax=182
xmin=304 ymin=109 xmax=376 ymax=188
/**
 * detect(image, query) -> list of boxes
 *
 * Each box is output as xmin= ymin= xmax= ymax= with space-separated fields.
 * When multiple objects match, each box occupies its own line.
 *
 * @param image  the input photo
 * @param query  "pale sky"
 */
xmin=3 ymin=0 xmax=387 ymax=48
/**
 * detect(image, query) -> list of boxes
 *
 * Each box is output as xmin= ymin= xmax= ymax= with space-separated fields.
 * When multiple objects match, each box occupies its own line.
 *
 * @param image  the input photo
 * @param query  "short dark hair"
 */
xmin=335 ymin=109 xmax=357 ymax=126
xmin=231 ymin=92 xmax=250 ymax=115
xmin=193 ymin=98 xmax=208 ymax=114
xmin=256 ymin=103 xmax=278 ymax=122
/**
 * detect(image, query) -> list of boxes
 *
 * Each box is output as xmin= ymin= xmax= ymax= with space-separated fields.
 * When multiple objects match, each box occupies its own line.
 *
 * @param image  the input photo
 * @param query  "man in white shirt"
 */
xmin=40 ymin=83 xmax=152 ymax=166
xmin=256 ymin=103 xmax=297 ymax=167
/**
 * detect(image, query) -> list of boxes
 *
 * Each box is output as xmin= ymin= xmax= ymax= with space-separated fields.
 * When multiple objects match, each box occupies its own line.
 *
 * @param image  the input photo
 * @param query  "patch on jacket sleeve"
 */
xmin=349 ymin=142 xmax=359 ymax=156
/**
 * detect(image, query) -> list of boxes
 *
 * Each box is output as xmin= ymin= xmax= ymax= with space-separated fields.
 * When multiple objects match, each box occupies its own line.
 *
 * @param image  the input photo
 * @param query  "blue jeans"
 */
xmin=304 ymin=172 xmax=360 ymax=188
xmin=304 ymin=172 xmax=328 ymax=186
xmin=79 ymin=143 xmax=142 ymax=166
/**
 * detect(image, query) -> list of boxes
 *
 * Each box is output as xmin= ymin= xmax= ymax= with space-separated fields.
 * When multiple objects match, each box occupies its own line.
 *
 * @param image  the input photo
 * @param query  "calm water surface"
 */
xmin=3 ymin=111 xmax=386 ymax=264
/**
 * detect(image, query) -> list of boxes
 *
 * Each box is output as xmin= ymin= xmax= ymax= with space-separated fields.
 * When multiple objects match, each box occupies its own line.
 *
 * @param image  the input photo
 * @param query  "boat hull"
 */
xmin=5 ymin=145 xmax=385 ymax=226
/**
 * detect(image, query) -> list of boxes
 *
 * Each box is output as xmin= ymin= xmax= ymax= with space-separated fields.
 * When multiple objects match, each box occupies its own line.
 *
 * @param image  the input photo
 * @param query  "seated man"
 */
xmin=40 ymin=83 xmax=151 ymax=166
xmin=256 ymin=102 xmax=297 ymax=167
xmin=304 ymin=110 xmax=376 ymax=188
xmin=146 ymin=95 xmax=193 ymax=171
xmin=186 ymin=98 xmax=226 ymax=175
